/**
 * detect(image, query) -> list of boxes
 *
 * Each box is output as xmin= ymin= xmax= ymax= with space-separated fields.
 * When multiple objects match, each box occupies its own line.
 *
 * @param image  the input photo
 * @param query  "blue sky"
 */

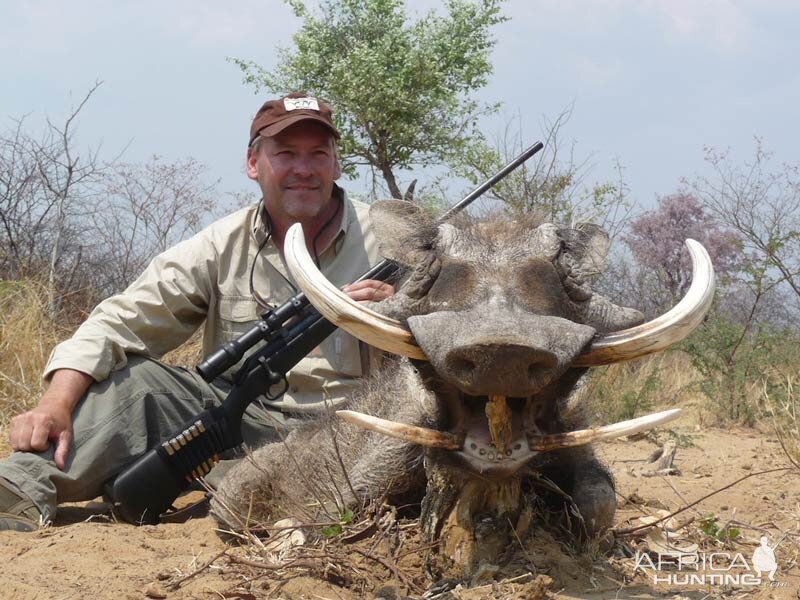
xmin=2 ymin=0 xmax=797 ymax=213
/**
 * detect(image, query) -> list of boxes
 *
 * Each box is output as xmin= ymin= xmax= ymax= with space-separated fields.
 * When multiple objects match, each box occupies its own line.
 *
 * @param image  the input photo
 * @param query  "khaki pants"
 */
xmin=0 ymin=355 xmax=288 ymax=521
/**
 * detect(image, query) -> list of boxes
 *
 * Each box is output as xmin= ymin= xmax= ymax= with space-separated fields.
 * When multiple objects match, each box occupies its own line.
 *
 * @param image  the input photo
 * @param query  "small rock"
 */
xmin=143 ymin=583 xmax=168 ymax=599
xmin=263 ymin=517 xmax=307 ymax=554
xmin=373 ymin=585 xmax=400 ymax=600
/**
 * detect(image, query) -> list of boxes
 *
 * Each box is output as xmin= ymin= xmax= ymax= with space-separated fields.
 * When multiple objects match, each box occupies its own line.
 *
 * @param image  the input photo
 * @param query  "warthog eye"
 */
xmin=426 ymin=258 xmax=475 ymax=308
xmin=515 ymin=259 xmax=571 ymax=317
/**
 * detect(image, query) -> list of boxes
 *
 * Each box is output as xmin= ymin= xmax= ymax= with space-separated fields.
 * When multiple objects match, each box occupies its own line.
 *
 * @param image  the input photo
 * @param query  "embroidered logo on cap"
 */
xmin=284 ymin=97 xmax=320 ymax=112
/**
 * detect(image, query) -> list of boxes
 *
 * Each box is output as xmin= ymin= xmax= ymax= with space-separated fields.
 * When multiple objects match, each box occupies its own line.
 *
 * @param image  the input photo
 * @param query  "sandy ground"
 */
xmin=1 ymin=426 xmax=799 ymax=600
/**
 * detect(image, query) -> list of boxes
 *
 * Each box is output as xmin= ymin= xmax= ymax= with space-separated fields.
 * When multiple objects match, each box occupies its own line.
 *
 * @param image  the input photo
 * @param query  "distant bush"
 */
xmin=681 ymin=315 xmax=800 ymax=426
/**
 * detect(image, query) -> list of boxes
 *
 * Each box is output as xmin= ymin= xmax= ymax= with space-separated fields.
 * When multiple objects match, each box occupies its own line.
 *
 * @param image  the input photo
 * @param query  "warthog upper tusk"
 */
xmin=336 ymin=410 xmax=464 ymax=450
xmin=575 ymin=240 xmax=715 ymax=366
xmin=283 ymin=223 xmax=427 ymax=360
xmin=527 ymin=408 xmax=682 ymax=451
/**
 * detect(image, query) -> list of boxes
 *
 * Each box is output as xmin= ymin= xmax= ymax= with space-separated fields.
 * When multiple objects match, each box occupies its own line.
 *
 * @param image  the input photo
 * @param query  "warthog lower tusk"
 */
xmin=283 ymin=223 xmax=427 ymax=360
xmin=575 ymin=240 xmax=715 ymax=365
xmin=527 ymin=408 xmax=682 ymax=451
xmin=338 ymin=408 xmax=681 ymax=454
xmin=336 ymin=410 xmax=464 ymax=450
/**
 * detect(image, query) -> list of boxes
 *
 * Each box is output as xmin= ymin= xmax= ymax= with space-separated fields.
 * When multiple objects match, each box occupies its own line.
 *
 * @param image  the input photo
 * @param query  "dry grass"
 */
xmin=0 ymin=280 xmax=76 ymax=456
xmin=0 ymin=279 xmax=203 ymax=447
xmin=0 ymin=281 xmax=72 ymax=425
xmin=584 ymin=351 xmax=705 ymax=426
xmin=161 ymin=329 xmax=204 ymax=367
xmin=761 ymin=373 xmax=800 ymax=465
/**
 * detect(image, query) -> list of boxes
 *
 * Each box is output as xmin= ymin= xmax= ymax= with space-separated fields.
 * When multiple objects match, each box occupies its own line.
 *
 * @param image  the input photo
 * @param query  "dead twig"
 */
xmin=507 ymin=515 xmax=537 ymax=575
xmin=227 ymin=553 xmax=328 ymax=572
xmin=394 ymin=540 xmax=439 ymax=560
xmin=168 ymin=548 xmax=228 ymax=591
xmin=616 ymin=466 xmax=796 ymax=536
xmin=324 ymin=398 xmax=361 ymax=509
xmin=350 ymin=547 xmax=418 ymax=590
xmin=774 ymin=426 xmax=800 ymax=470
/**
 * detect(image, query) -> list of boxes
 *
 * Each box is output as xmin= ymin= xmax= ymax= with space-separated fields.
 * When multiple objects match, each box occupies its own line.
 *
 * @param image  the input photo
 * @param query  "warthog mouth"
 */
xmin=450 ymin=395 xmax=534 ymax=475
xmin=337 ymin=394 xmax=681 ymax=477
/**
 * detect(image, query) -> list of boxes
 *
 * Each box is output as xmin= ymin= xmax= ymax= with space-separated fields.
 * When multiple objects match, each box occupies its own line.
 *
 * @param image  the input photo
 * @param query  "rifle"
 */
xmin=110 ymin=141 xmax=544 ymax=524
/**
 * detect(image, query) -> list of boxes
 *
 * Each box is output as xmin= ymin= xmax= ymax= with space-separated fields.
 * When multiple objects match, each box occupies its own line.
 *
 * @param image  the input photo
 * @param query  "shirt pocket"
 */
xmin=218 ymin=295 xmax=260 ymax=340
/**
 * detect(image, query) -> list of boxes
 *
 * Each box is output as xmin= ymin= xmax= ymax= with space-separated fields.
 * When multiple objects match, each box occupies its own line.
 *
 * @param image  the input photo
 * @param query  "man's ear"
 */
xmin=246 ymin=147 xmax=258 ymax=181
xmin=333 ymin=154 xmax=341 ymax=180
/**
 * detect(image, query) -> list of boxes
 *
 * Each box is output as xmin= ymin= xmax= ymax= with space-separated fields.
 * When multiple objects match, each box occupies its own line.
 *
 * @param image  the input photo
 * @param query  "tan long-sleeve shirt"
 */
xmin=44 ymin=190 xmax=382 ymax=411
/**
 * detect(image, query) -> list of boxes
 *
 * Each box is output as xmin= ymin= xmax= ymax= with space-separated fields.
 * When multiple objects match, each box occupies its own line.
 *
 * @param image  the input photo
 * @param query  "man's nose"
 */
xmin=291 ymin=156 xmax=314 ymax=177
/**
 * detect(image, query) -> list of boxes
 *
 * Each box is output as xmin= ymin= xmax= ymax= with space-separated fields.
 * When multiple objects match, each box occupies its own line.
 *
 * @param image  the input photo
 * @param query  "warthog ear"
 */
xmin=557 ymin=223 xmax=645 ymax=332
xmin=369 ymin=200 xmax=438 ymax=266
xmin=581 ymin=295 xmax=645 ymax=332
xmin=558 ymin=223 xmax=610 ymax=280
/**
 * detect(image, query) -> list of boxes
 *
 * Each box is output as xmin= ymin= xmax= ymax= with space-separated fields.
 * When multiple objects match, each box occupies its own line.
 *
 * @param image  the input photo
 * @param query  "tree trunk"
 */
xmin=378 ymin=161 xmax=402 ymax=199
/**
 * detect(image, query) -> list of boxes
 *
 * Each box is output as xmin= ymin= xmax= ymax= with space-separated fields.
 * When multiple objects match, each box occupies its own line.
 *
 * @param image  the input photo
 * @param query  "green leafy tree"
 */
xmin=231 ymin=0 xmax=506 ymax=199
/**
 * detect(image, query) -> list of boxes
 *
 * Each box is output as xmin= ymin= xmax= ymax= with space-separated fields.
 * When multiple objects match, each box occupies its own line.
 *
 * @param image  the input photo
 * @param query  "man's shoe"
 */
xmin=0 ymin=512 xmax=38 ymax=532
xmin=0 ymin=477 xmax=40 ymax=532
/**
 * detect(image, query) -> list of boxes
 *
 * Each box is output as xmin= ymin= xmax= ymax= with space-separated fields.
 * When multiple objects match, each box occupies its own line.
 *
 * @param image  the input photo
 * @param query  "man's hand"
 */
xmin=8 ymin=369 xmax=92 ymax=470
xmin=342 ymin=279 xmax=394 ymax=302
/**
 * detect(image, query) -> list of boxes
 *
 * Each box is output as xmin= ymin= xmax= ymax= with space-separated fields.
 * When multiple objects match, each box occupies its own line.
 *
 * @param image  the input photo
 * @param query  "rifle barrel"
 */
xmin=437 ymin=141 xmax=544 ymax=224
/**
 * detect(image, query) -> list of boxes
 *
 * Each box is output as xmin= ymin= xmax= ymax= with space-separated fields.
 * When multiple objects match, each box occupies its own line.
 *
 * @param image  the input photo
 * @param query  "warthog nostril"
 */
xmin=528 ymin=363 xmax=550 ymax=380
xmin=527 ymin=353 xmax=557 ymax=385
xmin=445 ymin=344 xmax=558 ymax=395
xmin=448 ymin=355 xmax=477 ymax=378
xmin=527 ymin=349 xmax=558 ymax=369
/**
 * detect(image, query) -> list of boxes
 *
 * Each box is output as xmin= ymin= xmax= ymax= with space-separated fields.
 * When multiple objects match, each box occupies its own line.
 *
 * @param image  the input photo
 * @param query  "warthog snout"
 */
xmin=445 ymin=343 xmax=558 ymax=397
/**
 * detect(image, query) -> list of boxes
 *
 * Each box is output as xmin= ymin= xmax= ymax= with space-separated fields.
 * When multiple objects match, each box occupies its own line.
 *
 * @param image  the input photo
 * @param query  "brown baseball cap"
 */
xmin=249 ymin=93 xmax=340 ymax=146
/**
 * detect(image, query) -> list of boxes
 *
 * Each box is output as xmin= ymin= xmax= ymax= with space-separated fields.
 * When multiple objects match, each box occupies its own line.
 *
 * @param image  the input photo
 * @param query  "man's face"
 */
xmin=246 ymin=121 xmax=341 ymax=221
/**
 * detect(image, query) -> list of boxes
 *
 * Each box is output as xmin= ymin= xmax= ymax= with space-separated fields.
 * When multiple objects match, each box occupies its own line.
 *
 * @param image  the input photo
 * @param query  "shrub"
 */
xmin=681 ymin=314 xmax=800 ymax=425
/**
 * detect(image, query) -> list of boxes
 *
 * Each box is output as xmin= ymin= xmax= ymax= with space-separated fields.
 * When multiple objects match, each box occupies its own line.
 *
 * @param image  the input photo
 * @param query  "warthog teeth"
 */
xmin=527 ymin=408 xmax=682 ymax=451
xmin=336 ymin=410 xmax=464 ymax=450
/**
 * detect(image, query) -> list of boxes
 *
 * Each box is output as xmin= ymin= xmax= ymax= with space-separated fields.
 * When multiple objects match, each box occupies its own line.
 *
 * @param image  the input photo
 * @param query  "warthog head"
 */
xmin=284 ymin=200 xmax=714 ymax=477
